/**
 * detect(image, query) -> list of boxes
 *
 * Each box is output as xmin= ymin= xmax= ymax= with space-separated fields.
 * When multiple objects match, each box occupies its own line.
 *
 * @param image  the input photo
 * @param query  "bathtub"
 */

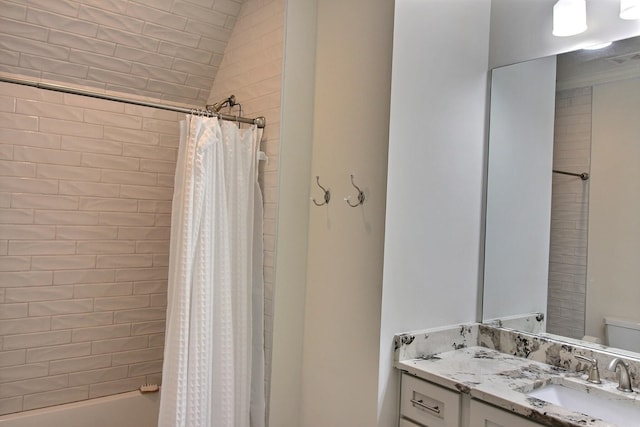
xmin=0 ymin=390 xmax=160 ymax=427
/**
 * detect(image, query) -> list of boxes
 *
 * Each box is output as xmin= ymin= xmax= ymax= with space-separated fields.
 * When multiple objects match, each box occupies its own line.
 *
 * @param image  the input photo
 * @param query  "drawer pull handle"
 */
xmin=410 ymin=398 xmax=441 ymax=414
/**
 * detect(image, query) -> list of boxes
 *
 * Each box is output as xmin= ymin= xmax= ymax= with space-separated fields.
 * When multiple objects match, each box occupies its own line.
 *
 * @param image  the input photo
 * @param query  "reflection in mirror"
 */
xmin=483 ymin=56 xmax=555 ymax=324
xmin=483 ymin=35 xmax=640 ymax=354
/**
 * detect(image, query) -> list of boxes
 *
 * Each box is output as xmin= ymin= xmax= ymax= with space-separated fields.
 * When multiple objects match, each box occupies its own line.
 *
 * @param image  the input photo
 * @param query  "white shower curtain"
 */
xmin=159 ymin=115 xmax=265 ymax=427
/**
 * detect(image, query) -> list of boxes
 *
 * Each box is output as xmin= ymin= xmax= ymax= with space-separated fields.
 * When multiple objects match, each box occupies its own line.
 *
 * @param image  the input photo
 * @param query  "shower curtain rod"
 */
xmin=0 ymin=76 xmax=266 ymax=128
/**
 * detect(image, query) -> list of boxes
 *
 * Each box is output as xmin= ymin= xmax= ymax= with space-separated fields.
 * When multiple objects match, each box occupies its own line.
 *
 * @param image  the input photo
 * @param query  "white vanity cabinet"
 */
xmin=400 ymin=373 xmax=462 ymax=427
xmin=469 ymin=400 xmax=543 ymax=427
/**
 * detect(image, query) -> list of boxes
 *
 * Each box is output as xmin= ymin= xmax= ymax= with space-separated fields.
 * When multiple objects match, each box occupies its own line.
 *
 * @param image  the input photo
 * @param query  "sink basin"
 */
xmin=527 ymin=383 xmax=640 ymax=427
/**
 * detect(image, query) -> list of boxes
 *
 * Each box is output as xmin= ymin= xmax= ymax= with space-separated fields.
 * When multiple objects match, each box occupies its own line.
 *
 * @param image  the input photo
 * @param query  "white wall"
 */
xmin=268 ymin=0 xmax=316 ymax=425
xmin=482 ymin=57 xmax=556 ymax=321
xmin=586 ymin=78 xmax=640 ymax=343
xmin=299 ymin=0 xmax=394 ymax=426
xmin=273 ymin=2 xmax=640 ymax=426
xmin=379 ymin=1 xmax=491 ymax=425
xmin=490 ymin=0 xmax=640 ymax=68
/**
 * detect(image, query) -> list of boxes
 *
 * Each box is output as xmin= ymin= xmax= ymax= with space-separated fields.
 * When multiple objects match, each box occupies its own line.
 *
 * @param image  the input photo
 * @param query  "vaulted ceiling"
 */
xmin=0 ymin=0 xmax=245 ymax=106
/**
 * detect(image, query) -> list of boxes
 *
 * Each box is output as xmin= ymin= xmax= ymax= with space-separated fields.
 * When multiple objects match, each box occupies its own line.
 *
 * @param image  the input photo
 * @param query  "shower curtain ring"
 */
xmin=344 ymin=174 xmax=365 ymax=207
xmin=311 ymin=176 xmax=330 ymax=206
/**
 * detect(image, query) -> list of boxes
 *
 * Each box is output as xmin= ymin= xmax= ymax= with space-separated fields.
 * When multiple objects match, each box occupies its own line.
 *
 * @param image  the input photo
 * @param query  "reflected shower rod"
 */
xmin=553 ymin=169 xmax=590 ymax=180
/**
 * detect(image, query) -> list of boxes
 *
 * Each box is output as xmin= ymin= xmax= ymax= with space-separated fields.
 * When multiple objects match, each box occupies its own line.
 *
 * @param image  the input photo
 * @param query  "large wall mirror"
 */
xmin=483 ymin=34 xmax=640 ymax=354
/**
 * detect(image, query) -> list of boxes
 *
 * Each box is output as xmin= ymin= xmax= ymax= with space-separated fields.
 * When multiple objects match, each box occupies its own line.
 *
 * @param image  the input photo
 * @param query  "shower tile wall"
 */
xmin=0 ymin=81 xmax=177 ymax=415
xmin=0 ymin=0 xmax=244 ymax=105
xmin=207 ymin=0 xmax=284 ymax=415
xmin=547 ymin=86 xmax=591 ymax=340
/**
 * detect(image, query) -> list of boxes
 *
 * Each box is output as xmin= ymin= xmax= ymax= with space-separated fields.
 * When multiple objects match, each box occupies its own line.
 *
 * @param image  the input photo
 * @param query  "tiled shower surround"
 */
xmin=0 ymin=81 xmax=176 ymax=414
xmin=0 ymin=0 xmax=244 ymax=105
xmin=0 ymin=0 xmax=284 ymax=417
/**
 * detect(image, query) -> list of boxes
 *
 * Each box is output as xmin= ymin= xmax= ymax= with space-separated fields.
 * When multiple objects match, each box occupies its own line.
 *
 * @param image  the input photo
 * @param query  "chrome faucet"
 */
xmin=576 ymin=354 xmax=601 ymax=384
xmin=607 ymin=358 xmax=633 ymax=392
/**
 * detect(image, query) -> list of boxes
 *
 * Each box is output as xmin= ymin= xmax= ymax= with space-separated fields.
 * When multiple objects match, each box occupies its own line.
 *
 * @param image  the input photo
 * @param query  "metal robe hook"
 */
xmin=344 ymin=174 xmax=365 ymax=207
xmin=311 ymin=176 xmax=331 ymax=206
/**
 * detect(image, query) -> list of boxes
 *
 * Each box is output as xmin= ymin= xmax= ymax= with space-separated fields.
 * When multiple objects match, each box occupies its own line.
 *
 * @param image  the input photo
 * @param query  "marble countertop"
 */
xmin=399 ymin=346 xmax=640 ymax=427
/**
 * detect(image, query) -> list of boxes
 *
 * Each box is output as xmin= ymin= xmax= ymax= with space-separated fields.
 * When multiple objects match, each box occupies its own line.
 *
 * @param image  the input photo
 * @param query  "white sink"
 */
xmin=528 ymin=383 xmax=640 ymax=427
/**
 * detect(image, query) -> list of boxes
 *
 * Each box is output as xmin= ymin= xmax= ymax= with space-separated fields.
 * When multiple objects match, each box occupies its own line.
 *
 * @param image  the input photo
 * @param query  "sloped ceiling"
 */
xmin=0 ymin=0 xmax=245 ymax=106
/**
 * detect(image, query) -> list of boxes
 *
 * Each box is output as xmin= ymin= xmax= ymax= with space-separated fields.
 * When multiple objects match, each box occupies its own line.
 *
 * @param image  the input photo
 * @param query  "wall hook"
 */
xmin=311 ymin=176 xmax=331 ymax=206
xmin=344 ymin=174 xmax=365 ymax=207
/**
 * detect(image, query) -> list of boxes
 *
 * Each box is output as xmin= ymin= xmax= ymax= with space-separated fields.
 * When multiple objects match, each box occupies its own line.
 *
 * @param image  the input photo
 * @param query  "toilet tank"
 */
xmin=604 ymin=317 xmax=640 ymax=353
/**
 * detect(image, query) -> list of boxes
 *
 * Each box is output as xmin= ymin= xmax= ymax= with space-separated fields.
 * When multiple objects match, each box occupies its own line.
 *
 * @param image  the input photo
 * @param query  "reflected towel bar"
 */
xmin=553 ymin=170 xmax=590 ymax=180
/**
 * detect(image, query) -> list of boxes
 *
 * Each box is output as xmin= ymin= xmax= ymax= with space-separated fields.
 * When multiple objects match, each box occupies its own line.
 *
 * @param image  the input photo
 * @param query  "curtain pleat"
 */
xmin=159 ymin=116 xmax=265 ymax=427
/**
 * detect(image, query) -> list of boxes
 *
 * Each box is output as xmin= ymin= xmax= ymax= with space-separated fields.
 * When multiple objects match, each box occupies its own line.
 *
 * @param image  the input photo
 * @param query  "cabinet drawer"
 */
xmin=400 ymin=418 xmax=424 ymax=427
xmin=400 ymin=373 xmax=461 ymax=427
xmin=469 ymin=400 xmax=543 ymax=427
